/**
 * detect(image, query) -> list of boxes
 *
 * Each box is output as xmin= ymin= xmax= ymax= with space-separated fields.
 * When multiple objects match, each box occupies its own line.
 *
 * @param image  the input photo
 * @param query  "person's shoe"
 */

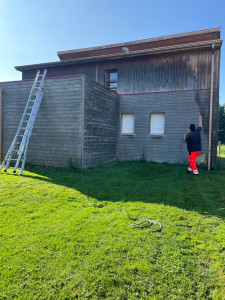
xmin=193 ymin=171 xmax=199 ymax=175
xmin=186 ymin=169 xmax=192 ymax=174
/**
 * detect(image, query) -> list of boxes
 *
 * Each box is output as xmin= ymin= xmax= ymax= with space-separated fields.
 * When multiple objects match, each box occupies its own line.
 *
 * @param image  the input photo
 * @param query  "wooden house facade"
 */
xmin=0 ymin=28 xmax=222 ymax=169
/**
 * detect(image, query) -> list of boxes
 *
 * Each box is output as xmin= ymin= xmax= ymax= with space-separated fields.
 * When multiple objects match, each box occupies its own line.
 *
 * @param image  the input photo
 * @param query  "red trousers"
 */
xmin=188 ymin=151 xmax=200 ymax=173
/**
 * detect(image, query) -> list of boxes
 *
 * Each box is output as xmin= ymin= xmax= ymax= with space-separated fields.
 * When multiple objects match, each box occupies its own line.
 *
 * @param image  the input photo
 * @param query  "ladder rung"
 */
xmin=7 ymin=167 xmax=21 ymax=170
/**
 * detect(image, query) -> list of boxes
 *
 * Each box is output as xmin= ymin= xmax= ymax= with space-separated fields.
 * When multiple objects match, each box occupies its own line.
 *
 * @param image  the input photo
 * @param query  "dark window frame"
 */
xmin=105 ymin=69 xmax=117 ymax=91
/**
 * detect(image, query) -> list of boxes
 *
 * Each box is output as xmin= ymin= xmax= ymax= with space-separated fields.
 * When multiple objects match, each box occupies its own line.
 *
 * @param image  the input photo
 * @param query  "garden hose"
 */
xmin=120 ymin=207 xmax=162 ymax=232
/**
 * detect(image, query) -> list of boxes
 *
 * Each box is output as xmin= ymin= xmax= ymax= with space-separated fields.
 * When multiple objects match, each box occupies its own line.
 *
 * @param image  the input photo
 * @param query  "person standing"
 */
xmin=184 ymin=115 xmax=202 ymax=175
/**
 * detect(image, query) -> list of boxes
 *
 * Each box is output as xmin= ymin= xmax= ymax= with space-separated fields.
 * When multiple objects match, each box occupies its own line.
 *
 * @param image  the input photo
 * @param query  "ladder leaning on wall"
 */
xmin=0 ymin=69 xmax=47 ymax=175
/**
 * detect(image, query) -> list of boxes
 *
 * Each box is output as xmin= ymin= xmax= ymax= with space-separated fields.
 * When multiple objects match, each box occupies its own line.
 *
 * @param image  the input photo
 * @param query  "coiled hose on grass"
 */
xmin=120 ymin=207 xmax=162 ymax=232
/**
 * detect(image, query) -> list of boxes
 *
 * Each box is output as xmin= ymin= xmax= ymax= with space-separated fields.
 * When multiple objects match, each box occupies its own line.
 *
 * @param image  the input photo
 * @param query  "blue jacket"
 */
xmin=185 ymin=127 xmax=202 ymax=153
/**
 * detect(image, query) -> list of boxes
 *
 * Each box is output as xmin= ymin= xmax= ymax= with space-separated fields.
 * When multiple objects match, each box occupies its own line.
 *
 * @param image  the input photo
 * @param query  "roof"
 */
xmin=15 ymin=28 xmax=222 ymax=72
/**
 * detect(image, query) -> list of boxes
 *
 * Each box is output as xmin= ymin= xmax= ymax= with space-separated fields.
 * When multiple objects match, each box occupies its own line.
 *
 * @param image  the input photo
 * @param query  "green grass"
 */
xmin=0 ymin=161 xmax=225 ymax=299
xmin=217 ymin=145 xmax=225 ymax=170
xmin=217 ymin=144 xmax=225 ymax=157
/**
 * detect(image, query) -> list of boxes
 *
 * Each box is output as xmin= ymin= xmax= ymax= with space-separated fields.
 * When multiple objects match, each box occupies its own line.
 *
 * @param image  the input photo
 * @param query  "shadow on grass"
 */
xmin=8 ymin=160 xmax=223 ymax=220
xmin=216 ymin=156 xmax=225 ymax=170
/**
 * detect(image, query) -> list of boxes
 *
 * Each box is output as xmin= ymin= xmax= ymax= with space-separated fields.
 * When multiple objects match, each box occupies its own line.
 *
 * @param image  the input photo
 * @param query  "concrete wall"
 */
xmin=118 ymin=90 xmax=215 ymax=166
xmin=82 ymin=77 xmax=119 ymax=168
xmin=0 ymin=76 xmax=83 ymax=168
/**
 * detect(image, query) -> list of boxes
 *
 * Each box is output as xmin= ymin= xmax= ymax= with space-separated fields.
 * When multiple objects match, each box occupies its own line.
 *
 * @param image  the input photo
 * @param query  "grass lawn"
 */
xmin=0 ymin=159 xmax=225 ymax=299
xmin=217 ymin=144 xmax=225 ymax=170
xmin=217 ymin=144 xmax=225 ymax=157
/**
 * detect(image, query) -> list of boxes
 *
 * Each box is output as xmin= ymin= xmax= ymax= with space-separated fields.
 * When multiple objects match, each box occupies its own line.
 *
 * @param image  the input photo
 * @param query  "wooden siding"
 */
xmin=22 ymin=64 xmax=97 ymax=82
xmin=82 ymin=77 xmax=119 ymax=169
xmin=0 ymin=77 xmax=84 ymax=168
xmin=22 ymin=48 xmax=220 ymax=95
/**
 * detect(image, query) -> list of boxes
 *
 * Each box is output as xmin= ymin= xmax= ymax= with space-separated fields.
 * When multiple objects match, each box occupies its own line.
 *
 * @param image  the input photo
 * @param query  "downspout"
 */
xmin=81 ymin=75 xmax=84 ymax=169
xmin=208 ymin=43 xmax=215 ymax=171
xmin=0 ymin=89 xmax=3 ymax=162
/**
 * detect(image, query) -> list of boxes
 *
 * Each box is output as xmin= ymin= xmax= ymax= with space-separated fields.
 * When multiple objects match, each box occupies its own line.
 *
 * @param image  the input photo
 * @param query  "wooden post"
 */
xmin=0 ymin=89 xmax=3 ymax=162
xmin=208 ymin=44 xmax=215 ymax=171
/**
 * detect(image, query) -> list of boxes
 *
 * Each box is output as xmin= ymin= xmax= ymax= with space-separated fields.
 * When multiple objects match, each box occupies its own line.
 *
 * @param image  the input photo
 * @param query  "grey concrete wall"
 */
xmin=82 ymin=77 xmax=119 ymax=168
xmin=0 ymin=76 xmax=83 ymax=168
xmin=118 ymin=90 xmax=214 ymax=166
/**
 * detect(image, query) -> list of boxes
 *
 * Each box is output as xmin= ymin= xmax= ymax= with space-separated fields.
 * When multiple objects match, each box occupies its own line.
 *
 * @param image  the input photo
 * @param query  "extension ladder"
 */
xmin=0 ymin=69 xmax=47 ymax=175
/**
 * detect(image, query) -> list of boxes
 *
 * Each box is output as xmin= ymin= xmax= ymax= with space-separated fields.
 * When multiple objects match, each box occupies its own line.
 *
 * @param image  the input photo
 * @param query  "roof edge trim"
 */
xmin=57 ymin=27 xmax=221 ymax=57
xmin=15 ymin=38 xmax=222 ymax=72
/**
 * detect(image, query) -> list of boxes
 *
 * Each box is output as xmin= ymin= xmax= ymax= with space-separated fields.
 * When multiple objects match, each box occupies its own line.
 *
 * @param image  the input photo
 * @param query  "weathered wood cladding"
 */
xmin=22 ymin=48 xmax=220 ymax=94
xmin=0 ymin=77 xmax=84 ymax=168
xmin=118 ymin=89 xmax=218 ymax=167
xmin=82 ymin=77 xmax=120 ymax=169
xmin=22 ymin=64 xmax=97 ymax=83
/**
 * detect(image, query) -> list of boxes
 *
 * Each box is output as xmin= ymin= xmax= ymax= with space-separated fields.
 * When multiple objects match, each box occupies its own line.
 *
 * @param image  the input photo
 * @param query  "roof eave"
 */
xmin=57 ymin=27 xmax=221 ymax=58
xmin=15 ymin=39 xmax=223 ymax=72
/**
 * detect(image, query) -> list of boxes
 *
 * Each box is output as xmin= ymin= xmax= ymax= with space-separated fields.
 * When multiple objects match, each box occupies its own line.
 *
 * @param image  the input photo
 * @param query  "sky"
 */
xmin=0 ymin=0 xmax=224 ymax=104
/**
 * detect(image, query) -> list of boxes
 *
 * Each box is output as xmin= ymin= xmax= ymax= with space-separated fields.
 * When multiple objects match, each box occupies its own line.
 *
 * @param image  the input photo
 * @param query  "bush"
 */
xmin=218 ymin=104 xmax=225 ymax=144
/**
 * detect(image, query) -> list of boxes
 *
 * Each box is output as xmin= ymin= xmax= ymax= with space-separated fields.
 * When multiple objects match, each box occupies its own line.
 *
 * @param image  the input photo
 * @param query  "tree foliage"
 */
xmin=218 ymin=104 xmax=225 ymax=144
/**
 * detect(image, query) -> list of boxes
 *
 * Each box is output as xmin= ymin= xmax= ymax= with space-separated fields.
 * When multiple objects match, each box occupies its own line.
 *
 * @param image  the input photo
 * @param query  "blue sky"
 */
xmin=0 ymin=0 xmax=224 ymax=104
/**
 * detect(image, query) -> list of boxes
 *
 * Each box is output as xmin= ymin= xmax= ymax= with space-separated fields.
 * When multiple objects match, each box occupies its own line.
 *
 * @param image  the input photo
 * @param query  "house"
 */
xmin=0 ymin=28 xmax=222 ymax=169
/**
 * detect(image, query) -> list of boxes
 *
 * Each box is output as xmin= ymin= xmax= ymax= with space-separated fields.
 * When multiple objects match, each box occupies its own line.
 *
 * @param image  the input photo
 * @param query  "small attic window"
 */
xmin=105 ymin=69 xmax=117 ymax=91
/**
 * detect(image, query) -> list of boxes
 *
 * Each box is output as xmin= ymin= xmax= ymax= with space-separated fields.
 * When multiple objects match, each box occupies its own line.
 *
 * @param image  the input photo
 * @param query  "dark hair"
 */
xmin=190 ymin=124 xmax=196 ymax=131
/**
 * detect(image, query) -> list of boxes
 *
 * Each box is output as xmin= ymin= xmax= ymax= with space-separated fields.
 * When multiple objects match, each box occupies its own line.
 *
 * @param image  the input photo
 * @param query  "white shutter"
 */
xmin=122 ymin=114 xmax=134 ymax=134
xmin=150 ymin=114 xmax=165 ymax=135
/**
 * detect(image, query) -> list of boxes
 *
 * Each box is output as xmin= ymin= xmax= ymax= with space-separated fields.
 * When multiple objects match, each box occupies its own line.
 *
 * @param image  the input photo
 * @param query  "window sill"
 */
xmin=150 ymin=134 xmax=164 ymax=137
xmin=121 ymin=133 xmax=135 ymax=136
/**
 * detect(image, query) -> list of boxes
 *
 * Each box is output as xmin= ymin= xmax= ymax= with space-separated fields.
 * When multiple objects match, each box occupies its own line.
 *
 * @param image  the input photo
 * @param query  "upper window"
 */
xmin=105 ymin=69 xmax=117 ymax=91
xmin=121 ymin=114 xmax=134 ymax=135
xmin=150 ymin=113 xmax=165 ymax=135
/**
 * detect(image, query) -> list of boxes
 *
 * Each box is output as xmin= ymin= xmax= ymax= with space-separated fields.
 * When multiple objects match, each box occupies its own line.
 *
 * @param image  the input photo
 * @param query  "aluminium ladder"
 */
xmin=0 ymin=69 xmax=47 ymax=175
